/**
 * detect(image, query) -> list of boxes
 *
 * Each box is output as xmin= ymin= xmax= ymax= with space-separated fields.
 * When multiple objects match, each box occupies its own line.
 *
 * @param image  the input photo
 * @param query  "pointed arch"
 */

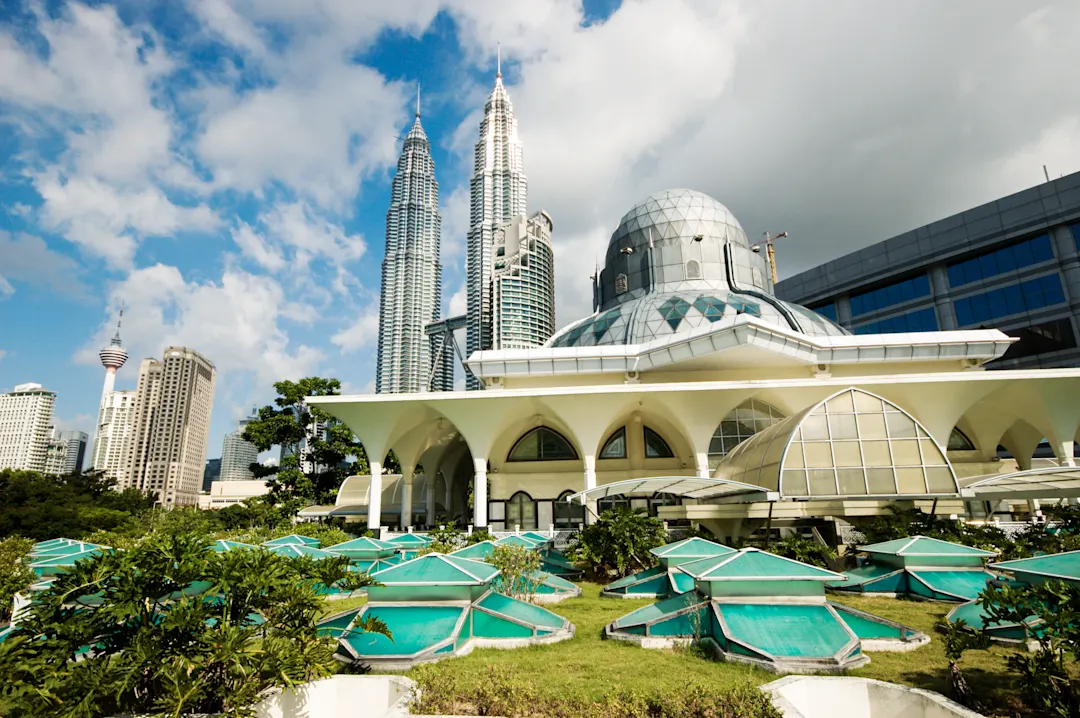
xmin=599 ymin=426 xmax=627 ymax=459
xmin=715 ymin=388 xmax=958 ymax=499
xmin=644 ymin=426 xmax=675 ymax=458
xmin=554 ymin=489 xmax=585 ymax=528
xmin=506 ymin=490 xmax=538 ymax=529
xmin=507 ymin=427 xmax=579 ymax=462
xmin=947 ymin=427 xmax=976 ymax=452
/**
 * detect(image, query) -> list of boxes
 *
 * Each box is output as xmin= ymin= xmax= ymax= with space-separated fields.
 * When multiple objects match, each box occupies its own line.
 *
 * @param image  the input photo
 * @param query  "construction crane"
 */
xmin=750 ymin=231 xmax=789 ymax=285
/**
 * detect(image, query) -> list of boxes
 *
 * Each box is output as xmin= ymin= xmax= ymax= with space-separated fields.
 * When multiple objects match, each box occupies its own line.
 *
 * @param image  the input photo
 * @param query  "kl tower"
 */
xmin=98 ymin=309 xmax=128 ymax=401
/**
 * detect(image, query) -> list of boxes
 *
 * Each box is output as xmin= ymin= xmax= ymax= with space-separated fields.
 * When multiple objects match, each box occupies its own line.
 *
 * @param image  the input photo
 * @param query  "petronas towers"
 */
xmin=376 ymin=100 xmax=449 ymax=394
xmin=376 ymin=62 xmax=554 ymax=394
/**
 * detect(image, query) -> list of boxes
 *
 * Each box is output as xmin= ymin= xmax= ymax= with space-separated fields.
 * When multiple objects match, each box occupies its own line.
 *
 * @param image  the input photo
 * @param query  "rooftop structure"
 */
xmin=263 ymin=534 xmax=321 ymax=548
xmin=603 ymin=537 xmax=735 ymax=598
xmin=304 ymin=188 xmax=1080 ymax=539
xmin=776 ymin=170 xmax=1080 ymax=371
xmin=447 ymin=541 xmax=582 ymax=602
xmin=829 ymin=536 xmax=996 ymax=602
xmin=326 ymin=553 xmax=574 ymax=668
xmin=606 ymin=547 xmax=927 ymax=673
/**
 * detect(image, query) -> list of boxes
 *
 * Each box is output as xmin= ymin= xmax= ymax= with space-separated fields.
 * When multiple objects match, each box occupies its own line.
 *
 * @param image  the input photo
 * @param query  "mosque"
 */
xmin=307 ymin=189 xmax=1080 ymax=541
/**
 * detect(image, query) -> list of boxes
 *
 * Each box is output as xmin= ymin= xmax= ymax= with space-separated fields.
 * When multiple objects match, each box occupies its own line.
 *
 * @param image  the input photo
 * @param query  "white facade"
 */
xmin=376 ymin=107 xmax=449 ymax=393
xmin=465 ymin=68 xmax=528 ymax=388
xmin=307 ymin=190 xmax=1080 ymax=535
xmin=220 ymin=415 xmax=258 ymax=482
xmin=492 ymin=211 xmax=556 ymax=349
xmin=0 ymin=383 xmax=56 ymax=472
xmin=92 ymin=389 xmax=135 ymax=482
xmin=198 ymin=479 xmax=268 ymax=509
xmin=121 ymin=347 xmax=216 ymax=505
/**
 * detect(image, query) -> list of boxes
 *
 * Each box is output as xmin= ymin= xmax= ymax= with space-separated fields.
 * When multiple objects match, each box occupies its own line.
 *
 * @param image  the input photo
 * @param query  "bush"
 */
xmin=0 ymin=537 xmax=34 ymax=622
xmin=566 ymin=508 xmax=667 ymax=579
xmin=410 ymin=665 xmax=781 ymax=717
xmin=489 ymin=544 xmax=543 ymax=601
xmin=769 ymin=534 xmax=836 ymax=568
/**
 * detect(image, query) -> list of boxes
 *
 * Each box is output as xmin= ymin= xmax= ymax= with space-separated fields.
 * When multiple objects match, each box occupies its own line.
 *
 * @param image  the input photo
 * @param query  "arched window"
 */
xmin=685 ymin=259 xmax=701 ymax=280
xmin=648 ymin=492 xmax=681 ymax=517
xmin=506 ymin=491 xmax=537 ymax=529
xmin=709 ymin=399 xmax=785 ymax=464
xmin=947 ymin=427 xmax=976 ymax=451
xmin=507 ymin=427 xmax=579 ymax=462
xmin=597 ymin=492 xmax=631 ymax=515
xmin=599 ymin=427 xmax=627 ymax=459
xmin=554 ymin=489 xmax=585 ymax=529
xmin=644 ymin=427 xmax=675 ymax=458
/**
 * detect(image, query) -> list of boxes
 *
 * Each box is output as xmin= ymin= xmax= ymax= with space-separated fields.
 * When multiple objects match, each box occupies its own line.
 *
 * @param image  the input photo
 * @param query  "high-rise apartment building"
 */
xmin=376 ymin=96 xmax=450 ymax=393
xmin=92 ymin=389 xmax=136 ymax=482
xmin=465 ymin=64 xmax=528 ymax=388
xmin=0 ymin=383 xmax=56 ymax=472
xmin=120 ymin=347 xmax=216 ymax=505
xmin=44 ymin=429 xmax=88 ymax=475
xmin=220 ymin=413 xmax=258 ymax=482
xmin=492 ymin=211 xmax=556 ymax=349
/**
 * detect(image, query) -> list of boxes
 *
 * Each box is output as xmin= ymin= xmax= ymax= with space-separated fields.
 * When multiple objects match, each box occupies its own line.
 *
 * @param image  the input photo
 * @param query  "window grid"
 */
xmin=953 ymin=274 xmax=1066 ymax=326
xmin=709 ymin=399 xmax=785 ymax=465
xmin=947 ymin=233 xmax=1054 ymax=288
xmin=854 ymin=307 xmax=938 ymax=335
xmin=810 ymin=302 xmax=838 ymax=322
xmin=505 ymin=491 xmax=537 ymax=529
xmin=849 ymin=274 xmax=931 ymax=317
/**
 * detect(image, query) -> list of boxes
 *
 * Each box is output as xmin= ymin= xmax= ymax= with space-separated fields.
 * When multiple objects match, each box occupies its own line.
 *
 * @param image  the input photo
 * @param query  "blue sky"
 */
xmin=1 ymin=0 xmax=1079 ymax=461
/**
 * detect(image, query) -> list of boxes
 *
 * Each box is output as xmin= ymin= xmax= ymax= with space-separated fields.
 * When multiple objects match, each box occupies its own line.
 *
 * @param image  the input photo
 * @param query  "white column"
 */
xmin=401 ymin=469 xmax=413 ymax=529
xmin=583 ymin=454 xmax=597 ymax=490
xmin=695 ymin=451 xmax=710 ymax=479
xmin=367 ymin=460 xmax=382 ymax=531
xmin=426 ymin=470 xmax=437 ymax=527
xmin=473 ymin=457 xmax=488 ymax=528
xmin=1053 ymin=440 xmax=1076 ymax=468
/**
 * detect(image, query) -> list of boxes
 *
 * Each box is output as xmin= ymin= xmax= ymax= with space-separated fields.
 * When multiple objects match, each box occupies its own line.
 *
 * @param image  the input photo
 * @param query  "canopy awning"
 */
xmin=961 ymin=466 xmax=1080 ymax=501
xmin=564 ymin=477 xmax=778 ymax=505
xmin=297 ymin=505 xmax=336 ymax=518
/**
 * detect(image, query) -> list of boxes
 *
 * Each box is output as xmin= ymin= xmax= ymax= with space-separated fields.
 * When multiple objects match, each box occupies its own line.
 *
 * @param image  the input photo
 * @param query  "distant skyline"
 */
xmin=2 ymin=0 xmax=1080 ymax=458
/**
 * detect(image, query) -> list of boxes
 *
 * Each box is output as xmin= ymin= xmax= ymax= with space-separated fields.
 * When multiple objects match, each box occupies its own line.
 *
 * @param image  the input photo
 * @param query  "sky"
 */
xmin=1 ymin=0 xmax=1080 ymax=463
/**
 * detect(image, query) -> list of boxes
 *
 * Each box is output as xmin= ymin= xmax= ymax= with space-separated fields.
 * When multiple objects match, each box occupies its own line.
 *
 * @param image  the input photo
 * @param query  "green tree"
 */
xmin=566 ymin=507 xmax=668 ymax=578
xmin=0 ymin=533 xmax=387 ymax=717
xmin=489 ymin=544 xmax=543 ymax=602
xmin=0 ymin=537 xmax=35 ymax=622
xmin=242 ymin=378 xmax=367 ymax=513
xmin=770 ymin=534 xmax=837 ymax=569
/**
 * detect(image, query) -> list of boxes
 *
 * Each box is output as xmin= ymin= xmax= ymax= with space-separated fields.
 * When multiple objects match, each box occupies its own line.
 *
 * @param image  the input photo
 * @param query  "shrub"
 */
xmin=770 ymin=534 xmax=836 ymax=568
xmin=566 ymin=507 xmax=667 ymax=579
xmin=0 ymin=537 xmax=34 ymax=622
xmin=489 ymin=544 xmax=543 ymax=601
xmin=410 ymin=665 xmax=781 ymax=717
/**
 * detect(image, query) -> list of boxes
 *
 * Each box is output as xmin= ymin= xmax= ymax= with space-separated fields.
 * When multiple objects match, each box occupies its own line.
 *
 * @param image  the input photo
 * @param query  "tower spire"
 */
xmin=416 ymin=83 xmax=421 ymax=118
xmin=496 ymin=42 xmax=501 ymax=79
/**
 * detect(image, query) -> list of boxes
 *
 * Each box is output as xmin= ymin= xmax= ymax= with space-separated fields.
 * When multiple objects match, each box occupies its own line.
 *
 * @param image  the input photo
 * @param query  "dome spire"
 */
xmin=415 ymin=82 xmax=421 ymax=118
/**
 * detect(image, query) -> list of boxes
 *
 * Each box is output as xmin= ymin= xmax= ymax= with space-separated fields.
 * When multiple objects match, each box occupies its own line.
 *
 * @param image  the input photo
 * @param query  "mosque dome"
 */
xmin=549 ymin=189 xmax=849 ymax=349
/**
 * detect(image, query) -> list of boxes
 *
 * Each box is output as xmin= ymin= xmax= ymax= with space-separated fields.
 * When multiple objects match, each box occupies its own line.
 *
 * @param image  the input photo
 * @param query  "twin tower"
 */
xmin=375 ymin=67 xmax=556 ymax=394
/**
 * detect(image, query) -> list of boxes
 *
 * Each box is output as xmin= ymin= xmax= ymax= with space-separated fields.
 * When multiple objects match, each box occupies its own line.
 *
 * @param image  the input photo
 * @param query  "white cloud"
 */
xmin=0 ymin=349 xmax=7 ymax=361
xmin=448 ymin=283 xmax=467 ymax=317
xmin=77 ymin=264 xmax=323 ymax=387
xmin=232 ymin=222 xmax=287 ymax=273
xmin=331 ymin=305 xmax=381 ymax=353
xmin=439 ymin=185 xmax=470 ymax=273
xmin=0 ymin=231 xmax=92 ymax=299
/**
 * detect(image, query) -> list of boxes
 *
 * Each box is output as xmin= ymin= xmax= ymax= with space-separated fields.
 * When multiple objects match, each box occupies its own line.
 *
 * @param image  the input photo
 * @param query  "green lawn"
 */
xmin=318 ymin=593 xmax=367 ymax=618
xmin=323 ymin=583 xmax=1030 ymax=716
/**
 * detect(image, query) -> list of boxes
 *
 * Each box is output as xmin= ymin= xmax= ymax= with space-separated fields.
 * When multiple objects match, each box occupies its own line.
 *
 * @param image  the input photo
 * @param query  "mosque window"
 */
xmin=615 ymin=274 xmax=629 ymax=294
xmin=597 ymin=493 xmax=631 ymax=514
xmin=599 ymin=427 xmax=627 ymax=459
xmin=693 ymin=295 xmax=727 ymax=322
xmin=648 ymin=492 xmax=681 ymax=517
xmin=554 ymin=489 xmax=585 ymax=528
xmin=506 ymin=491 xmax=538 ymax=529
xmin=709 ymin=399 xmax=785 ymax=465
xmin=686 ymin=260 xmax=701 ymax=280
xmin=644 ymin=427 xmax=675 ymax=458
xmin=947 ymin=427 xmax=976 ymax=451
xmin=657 ymin=296 xmax=692 ymax=331
xmin=508 ymin=427 xmax=579 ymax=462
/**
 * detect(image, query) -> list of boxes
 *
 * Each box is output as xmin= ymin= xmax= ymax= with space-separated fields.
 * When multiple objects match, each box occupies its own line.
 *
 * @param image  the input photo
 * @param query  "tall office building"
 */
xmin=121 ymin=347 xmax=216 ymax=505
xmin=776 ymin=170 xmax=1080 ymax=370
xmin=202 ymin=458 xmax=221 ymax=492
xmin=492 ymin=211 xmax=556 ymax=349
xmin=220 ymin=412 xmax=258 ymax=482
xmin=0 ymin=383 xmax=56 ymax=472
xmin=465 ymin=62 xmax=528 ymax=388
xmin=376 ymin=95 xmax=450 ymax=393
xmin=44 ymin=429 xmax=89 ymax=476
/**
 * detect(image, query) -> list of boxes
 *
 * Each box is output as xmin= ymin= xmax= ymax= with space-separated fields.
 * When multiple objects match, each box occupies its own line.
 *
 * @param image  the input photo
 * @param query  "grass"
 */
xmin=320 ymin=583 xmax=1033 ymax=716
xmin=318 ymin=593 xmax=367 ymax=618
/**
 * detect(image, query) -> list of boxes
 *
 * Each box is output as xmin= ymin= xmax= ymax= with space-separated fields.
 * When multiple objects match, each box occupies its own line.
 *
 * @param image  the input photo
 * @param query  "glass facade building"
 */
xmin=776 ymin=171 xmax=1080 ymax=368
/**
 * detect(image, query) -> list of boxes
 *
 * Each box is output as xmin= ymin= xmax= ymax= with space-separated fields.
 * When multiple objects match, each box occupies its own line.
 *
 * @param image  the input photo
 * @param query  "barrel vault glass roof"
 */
xmin=714 ymin=388 xmax=959 ymax=499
